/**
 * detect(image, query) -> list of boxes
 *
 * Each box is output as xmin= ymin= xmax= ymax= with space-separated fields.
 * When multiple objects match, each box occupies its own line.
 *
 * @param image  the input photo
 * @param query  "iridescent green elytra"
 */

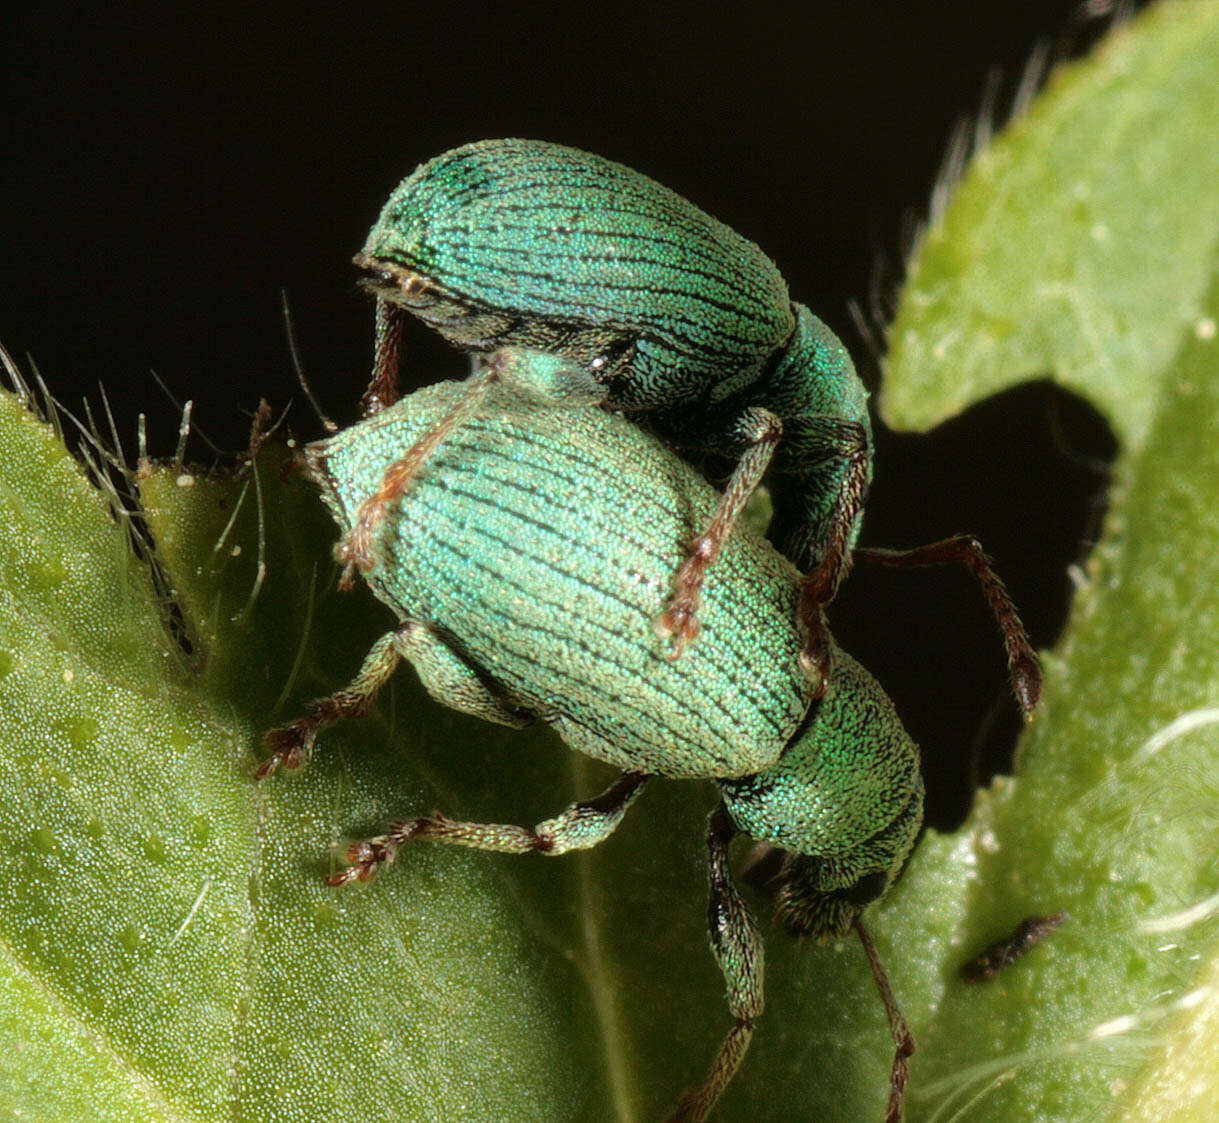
xmin=350 ymin=139 xmax=1041 ymax=715
xmin=261 ymin=360 xmax=922 ymax=1121
xmin=351 ymin=138 xmax=872 ymax=690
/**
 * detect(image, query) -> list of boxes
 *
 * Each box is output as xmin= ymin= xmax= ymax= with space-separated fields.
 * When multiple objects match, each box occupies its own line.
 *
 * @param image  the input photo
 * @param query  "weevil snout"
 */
xmin=773 ymin=853 xmax=892 ymax=940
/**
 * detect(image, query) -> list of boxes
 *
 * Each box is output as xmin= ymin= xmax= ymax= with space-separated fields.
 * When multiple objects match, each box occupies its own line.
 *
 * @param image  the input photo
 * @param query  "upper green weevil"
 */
xmin=347 ymin=138 xmax=1040 ymax=714
xmin=260 ymin=351 xmax=922 ymax=1122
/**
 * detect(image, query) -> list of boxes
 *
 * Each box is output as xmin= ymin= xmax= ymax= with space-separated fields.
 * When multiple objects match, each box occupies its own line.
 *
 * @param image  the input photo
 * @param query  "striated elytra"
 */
xmin=352 ymin=138 xmax=872 ymax=688
xmin=261 ymin=361 xmax=922 ymax=1121
xmin=350 ymin=139 xmax=1041 ymax=715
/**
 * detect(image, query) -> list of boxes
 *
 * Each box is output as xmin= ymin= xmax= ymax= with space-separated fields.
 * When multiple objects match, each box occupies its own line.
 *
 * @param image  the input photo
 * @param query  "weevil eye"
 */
xmin=354 ymin=269 xmax=391 ymax=297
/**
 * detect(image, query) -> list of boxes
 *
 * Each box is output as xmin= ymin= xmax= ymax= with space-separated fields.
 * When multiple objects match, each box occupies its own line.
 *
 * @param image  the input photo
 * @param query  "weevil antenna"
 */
xmin=281 ymin=289 xmax=338 ymax=432
xmin=855 ymin=919 xmax=914 ymax=1123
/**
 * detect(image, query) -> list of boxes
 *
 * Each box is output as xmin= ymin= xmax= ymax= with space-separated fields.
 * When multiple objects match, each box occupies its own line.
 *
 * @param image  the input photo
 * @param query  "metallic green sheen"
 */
xmin=361 ymin=138 xmax=794 ymax=411
xmin=358 ymin=141 xmax=873 ymax=563
xmin=311 ymin=381 xmax=806 ymax=778
xmin=719 ymin=655 xmax=921 ymax=855
xmin=307 ymin=380 xmax=921 ymax=889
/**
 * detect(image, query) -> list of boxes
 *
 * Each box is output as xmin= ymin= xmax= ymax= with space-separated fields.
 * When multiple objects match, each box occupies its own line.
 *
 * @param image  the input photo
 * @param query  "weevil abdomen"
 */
xmin=358 ymin=138 xmax=794 ymax=411
xmin=309 ymin=380 xmax=809 ymax=778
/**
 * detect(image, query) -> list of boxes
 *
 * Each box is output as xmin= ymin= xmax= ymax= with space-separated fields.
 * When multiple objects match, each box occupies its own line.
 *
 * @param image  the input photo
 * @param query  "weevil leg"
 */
xmin=655 ymin=406 xmax=783 ymax=659
xmin=340 ymin=345 xmax=606 ymax=586
xmin=855 ymin=920 xmax=915 ymax=1123
xmin=327 ymin=771 xmax=651 ymax=885
xmin=393 ymin=619 xmax=533 ymax=729
xmin=781 ymin=417 xmax=871 ymax=699
xmin=854 ymin=536 xmax=1042 ymax=715
xmin=257 ymin=627 xmax=406 ymax=780
xmin=667 ymin=805 xmax=763 ymax=1123
xmin=338 ymin=362 xmax=501 ymax=587
xmin=359 ymin=297 xmax=406 ymax=416
xmin=257 ymin=620 xmax=532 ymax=781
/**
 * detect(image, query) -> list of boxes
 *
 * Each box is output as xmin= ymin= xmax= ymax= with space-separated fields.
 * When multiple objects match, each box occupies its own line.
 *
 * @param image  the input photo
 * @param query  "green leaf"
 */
xmin=884 ymin=0 xmax=1219 ymax=451
xmin=1 ymin=2 xmax=1217 ymax=1120
xmin=871 ymin=0 xmax=1219 ymax=1120
xmin=0 ymin=390 xmax=606 ymax=1121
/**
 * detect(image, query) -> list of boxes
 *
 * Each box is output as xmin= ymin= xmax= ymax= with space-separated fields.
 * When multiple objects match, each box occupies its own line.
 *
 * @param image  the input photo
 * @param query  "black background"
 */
xmin=3 ymin=1 xmax=1119 ymax=826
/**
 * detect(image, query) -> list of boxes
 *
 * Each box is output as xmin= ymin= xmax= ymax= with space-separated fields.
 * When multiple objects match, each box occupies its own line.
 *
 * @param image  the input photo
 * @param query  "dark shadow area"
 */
xmin=3 ymin=0 xmax=1098 ymax=452
xmin=830 ymin=380 xmax=1118 ymax=829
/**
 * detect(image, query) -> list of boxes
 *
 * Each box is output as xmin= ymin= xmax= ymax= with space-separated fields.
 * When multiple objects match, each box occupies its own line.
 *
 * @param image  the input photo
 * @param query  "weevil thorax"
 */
xmin=748 ymin=303 xmax=876 ymax=563
xmin=762 ymin=303 xmax=870 ymax=428
xmin=718 ymin=648 xmax=923 ymax=940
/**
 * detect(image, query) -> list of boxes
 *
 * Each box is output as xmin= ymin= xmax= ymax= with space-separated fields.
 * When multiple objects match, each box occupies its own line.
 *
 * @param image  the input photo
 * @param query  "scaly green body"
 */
xmin=349 ymin=140 xmax=1042 ymax=726
xmin=360 ymin=139 xmax=794 ymax=411
xmin=355 ymin=138 xmax=872 ymax=568
xmin=306 ymin=378 xmax=920 ymax=909
xmin=312 ymin=381 xmax=806 ymax=778
xmin=269 ymin=375 xmax=923 ymax=1119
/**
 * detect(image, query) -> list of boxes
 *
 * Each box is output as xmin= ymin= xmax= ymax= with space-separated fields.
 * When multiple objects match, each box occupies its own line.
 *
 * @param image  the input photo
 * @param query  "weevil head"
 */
xmin=355 ymin=143 xmax=503 ymax=305
xmin=718 ymin=647 xmax=923 ymax=941
xmin=767 ymin=787 xmax=923 ymax=939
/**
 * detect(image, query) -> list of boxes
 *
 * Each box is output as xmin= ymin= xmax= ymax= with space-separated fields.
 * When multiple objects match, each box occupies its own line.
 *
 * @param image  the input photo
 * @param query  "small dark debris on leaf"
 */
xmin=960 ymin=912 xmax=1069 ymax=981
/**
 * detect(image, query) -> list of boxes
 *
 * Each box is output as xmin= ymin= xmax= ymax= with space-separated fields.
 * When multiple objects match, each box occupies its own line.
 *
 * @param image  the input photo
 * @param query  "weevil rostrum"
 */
xmin=261 ymin=354 xmax=923 ymax=1121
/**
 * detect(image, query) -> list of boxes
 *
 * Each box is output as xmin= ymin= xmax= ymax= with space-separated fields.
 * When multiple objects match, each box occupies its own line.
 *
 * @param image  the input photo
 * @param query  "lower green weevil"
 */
xmin=261 ymin=350 xmax=924 ymax=1120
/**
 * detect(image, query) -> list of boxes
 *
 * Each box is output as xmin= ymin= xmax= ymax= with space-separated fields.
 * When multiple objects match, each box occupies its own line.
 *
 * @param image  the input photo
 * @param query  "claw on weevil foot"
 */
xmin=654 ymin=605 xmax=701 ymax=659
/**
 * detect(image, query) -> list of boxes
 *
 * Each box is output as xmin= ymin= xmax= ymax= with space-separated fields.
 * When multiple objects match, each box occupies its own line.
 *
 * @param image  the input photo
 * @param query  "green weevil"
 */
xmin=346 ymin=138 xmax=1040 ymax=713
xmin=260 ymin=352 xmax=923 ymax=1121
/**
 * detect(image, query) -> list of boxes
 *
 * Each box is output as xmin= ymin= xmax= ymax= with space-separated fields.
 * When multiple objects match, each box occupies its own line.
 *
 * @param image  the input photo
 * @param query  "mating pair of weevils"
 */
xmin=259 ymin=139 xmax=1041 ymax=1121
